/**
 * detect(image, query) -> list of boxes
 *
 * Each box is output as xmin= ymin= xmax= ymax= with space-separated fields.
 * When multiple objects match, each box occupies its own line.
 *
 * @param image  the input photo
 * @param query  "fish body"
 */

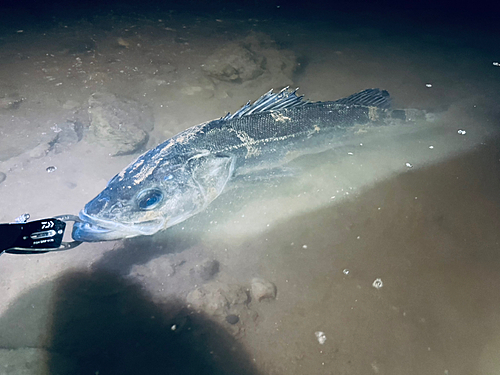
xmin=73 ymin=88 xmax=424 ymax=242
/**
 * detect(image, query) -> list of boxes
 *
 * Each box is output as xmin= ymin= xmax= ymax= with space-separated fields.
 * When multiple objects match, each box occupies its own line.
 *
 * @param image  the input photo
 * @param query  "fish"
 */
xmin=72 ymin=88 xmax=427 ymax=242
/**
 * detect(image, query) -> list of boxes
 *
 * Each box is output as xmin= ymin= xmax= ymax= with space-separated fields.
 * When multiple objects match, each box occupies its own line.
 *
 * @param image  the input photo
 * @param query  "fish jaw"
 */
xmin=72 ymin=210 xmax=165 ymax=242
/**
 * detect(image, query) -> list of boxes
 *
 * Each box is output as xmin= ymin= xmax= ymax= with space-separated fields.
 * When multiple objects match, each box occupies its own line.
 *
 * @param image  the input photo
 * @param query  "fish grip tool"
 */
xmin=0 ymin=215 xmax=82 ymax=254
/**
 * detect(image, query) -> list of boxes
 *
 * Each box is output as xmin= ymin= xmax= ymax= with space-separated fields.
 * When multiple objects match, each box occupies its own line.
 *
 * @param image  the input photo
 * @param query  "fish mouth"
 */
xmin=72 ymin=211 xmax=165 ymax=242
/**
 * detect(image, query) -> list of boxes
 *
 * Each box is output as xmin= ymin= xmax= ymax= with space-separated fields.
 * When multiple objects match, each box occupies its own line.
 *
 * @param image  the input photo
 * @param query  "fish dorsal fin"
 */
xmin=223 ymin=87 xmax=391 ymax=121
xmin=334 ymin=88 xmax=391 ymax=109
xmin=224 ymin=87 xmax=308 ymax=120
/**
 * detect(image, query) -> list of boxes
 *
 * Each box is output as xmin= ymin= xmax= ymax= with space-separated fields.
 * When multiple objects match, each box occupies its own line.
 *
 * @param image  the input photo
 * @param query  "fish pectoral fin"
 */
xmin=190 ymin=154 xmax=236 ymax=200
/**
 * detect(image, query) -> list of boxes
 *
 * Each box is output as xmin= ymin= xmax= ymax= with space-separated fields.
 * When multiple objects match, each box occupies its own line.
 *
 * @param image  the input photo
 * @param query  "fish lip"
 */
xmin=72 ymin=211 xmax=165 ymax=242
xmin=72 ymin=211 xmax=124 ymax=242
xmin=78 ymin=211 xmax=122 ymax=232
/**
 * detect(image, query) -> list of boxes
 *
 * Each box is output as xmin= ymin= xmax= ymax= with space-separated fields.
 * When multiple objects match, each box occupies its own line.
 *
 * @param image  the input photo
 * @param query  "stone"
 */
xmin=203 ymin=43 xmax=265 ymax=82
xmin=187 ymin=286 xmax=229 ymax=316
xmin=250 ymin=278 xmax=277 ymax=302
xmin=87 ymin=92 xmax=154 ymax=156
xmin=190 ymin=259 xmax=220 ymax=281
xmin=202 ymin=32 xmax=298 ymax=87
xmin=28 ymin=142 xmax=52 ymax=159
xmin=52 ymin=121 xmax=83 ymax=154
xmin=225 ymin=314 xmax=239 ymax=324
xmin=186 ymin=282 xmax=249 ymax=316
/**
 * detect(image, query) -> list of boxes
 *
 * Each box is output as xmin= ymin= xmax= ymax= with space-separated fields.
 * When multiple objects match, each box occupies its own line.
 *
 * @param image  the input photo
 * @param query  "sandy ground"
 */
xmin=0 ymin=8 xmax=500 ymax=375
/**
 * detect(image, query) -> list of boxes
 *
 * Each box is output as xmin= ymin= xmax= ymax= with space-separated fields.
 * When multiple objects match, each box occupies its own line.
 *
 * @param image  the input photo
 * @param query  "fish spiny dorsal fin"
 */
xmin=334 ymin=88 xmax=391 ymax=109
xmin=223 ymin=87 xmax=308 ymax=121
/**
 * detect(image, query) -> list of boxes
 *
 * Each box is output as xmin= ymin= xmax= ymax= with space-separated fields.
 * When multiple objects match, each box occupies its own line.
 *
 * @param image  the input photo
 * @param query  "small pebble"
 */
xmin=191 ymin=259 xmax=220 ymax=281
xmin=372 ymin=278 xmax=383 ymax=289
xmin=457 ymin=129 xmax=467 ymax=135
xmin=251 ymin=278 xmax=277 ymax=302
xmin=0 ymin=172 xmax=6 ymax=183
xmin=225 ymin=314 xmax=239 ymax=325
xmin=315 ymin=331 xmax=327 ymax=344
xmin=46 ymin=166 xmax=57 ymax=173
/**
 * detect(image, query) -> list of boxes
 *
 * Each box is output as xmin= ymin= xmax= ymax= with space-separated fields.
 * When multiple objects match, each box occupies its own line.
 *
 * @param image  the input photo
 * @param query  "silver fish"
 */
xmin=73 ymin=88 xmax=425 ymax=242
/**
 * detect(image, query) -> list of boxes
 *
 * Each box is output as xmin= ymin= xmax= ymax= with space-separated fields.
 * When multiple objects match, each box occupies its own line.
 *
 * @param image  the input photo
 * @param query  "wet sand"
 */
xmin=0 ymin=6 xmax=499 ymax=375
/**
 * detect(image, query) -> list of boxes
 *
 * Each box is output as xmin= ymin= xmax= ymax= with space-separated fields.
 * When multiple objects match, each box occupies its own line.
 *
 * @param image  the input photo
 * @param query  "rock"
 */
xmin=250 ymin=278 xmax=277 ymax=302
xmin=186 ymin=282 xmax=249 ymax=316
xmin=244 ymin=32 xmax=297 ymax=78
xmin=190 ymin=259 xmax=220 ymax=281
xmin=0 ymin=171 xmax=6 ymax=183
xmin=187 ymin=286 xmax=229 ymax=316
xmin=87 ymin=92 xmax=154 ymax=156
xmin=202 ymin=32 xmax=298 ymax=86
xmin=28 ymin=142 xmax=52 ymax=159
xmin=203 ymin=43 xmax=265 ymax=82
xmin=225 ymin=314 xmax=239 ymax=324
xmin=51 ymin=121 xmax=83 ymax=154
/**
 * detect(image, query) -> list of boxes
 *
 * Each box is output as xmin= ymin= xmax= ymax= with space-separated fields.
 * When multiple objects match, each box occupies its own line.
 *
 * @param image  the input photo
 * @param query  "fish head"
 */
xmin=73 ymin=149 xmax=235 ymax=242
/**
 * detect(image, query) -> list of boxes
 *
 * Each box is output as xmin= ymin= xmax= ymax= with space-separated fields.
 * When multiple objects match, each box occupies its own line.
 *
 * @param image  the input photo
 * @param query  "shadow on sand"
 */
xmin=49 ymin=270 xmax=260 ymax=374
xmin=0 ymin=270 xmax=260 ymax=375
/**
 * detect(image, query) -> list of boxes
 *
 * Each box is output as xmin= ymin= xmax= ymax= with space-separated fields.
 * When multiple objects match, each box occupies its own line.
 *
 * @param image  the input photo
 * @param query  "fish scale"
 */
xmin=72 ymin=88 xmax=429 ymax=242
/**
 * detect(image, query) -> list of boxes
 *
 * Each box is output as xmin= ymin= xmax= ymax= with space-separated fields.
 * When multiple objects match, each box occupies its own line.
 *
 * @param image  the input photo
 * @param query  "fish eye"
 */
xmin=137 ymin=189 xmax=164 ymax=210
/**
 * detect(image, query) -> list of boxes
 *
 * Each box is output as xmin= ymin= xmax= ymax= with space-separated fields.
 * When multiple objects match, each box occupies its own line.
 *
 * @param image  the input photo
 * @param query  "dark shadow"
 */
xmin=91 ymin=227 xmax=203 ymax=275
xmin=0 ymin=270 xmax=260 ymax=375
